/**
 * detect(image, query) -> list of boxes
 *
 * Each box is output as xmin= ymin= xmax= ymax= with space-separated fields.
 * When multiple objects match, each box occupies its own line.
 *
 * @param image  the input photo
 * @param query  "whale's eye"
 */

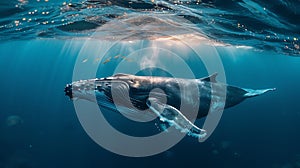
xmin=128 ymin=79 xmax=134 ymax=83
xmin=96 ymin=86 xmax=105 ymax=92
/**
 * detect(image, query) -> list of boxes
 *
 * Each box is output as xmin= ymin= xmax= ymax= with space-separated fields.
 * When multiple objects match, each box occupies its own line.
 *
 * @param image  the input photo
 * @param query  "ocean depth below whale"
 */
xmin=65 ymin=73 xmax=275 ymax=139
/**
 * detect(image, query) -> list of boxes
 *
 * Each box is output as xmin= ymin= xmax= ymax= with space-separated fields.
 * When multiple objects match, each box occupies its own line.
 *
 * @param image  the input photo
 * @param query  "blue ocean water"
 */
xmin=1 ymin=0 xmax=300 ymax=168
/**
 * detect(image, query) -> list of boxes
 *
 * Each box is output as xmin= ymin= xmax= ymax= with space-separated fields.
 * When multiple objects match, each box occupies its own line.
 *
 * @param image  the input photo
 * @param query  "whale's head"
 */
xmin=64 ymin=74 xmax=139 ymax=103
xmin=65 ymin=79 xmax=98 ymax=102
xmin=65 ymin=78 xmax=114 ymax=103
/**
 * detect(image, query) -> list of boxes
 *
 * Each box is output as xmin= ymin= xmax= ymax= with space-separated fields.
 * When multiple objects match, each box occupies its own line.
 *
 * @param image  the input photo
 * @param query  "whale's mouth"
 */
xmin=64 ymin=84 xmax=73 ymax=99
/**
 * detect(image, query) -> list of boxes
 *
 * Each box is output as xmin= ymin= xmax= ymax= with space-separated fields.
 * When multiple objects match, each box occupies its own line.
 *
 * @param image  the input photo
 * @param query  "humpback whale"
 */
xmin=65 ymin=73 xmax=275 ymax=138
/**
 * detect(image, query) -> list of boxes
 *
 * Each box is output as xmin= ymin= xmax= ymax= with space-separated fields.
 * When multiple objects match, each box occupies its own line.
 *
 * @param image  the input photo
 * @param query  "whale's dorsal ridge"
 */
xmin=113 ymin=73 xmax=132 ymax=77
xmin=199 ymin=72 xmax=218 ymax=83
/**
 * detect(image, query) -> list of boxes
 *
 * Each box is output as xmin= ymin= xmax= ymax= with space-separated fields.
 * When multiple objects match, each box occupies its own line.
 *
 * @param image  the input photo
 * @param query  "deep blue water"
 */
xmin=1 ymin=0 xmax=300 ymax=168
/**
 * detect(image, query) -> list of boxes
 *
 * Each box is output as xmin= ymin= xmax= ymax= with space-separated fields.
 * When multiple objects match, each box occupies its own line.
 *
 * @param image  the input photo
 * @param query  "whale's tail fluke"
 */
xmin=243 ymin=88 xmax=276 ymax=98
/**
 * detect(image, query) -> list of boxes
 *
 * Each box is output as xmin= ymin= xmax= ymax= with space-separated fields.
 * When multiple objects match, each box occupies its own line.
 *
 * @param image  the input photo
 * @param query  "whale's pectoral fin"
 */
xmin=146 ymin=97 xmax=207 ymax=139
xmin=154 ymin=119 xmax=170 ymax=132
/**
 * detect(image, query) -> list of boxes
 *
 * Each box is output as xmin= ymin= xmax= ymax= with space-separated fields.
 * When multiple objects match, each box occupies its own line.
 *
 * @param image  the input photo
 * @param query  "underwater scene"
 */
xmin=0 ymin=0 xmax=300 ymax=167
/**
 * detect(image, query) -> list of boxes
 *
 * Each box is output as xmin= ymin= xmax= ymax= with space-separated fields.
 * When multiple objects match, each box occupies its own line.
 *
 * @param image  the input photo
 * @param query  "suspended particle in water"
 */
xmin=6 ymin=115 xmax=24 ymax=127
